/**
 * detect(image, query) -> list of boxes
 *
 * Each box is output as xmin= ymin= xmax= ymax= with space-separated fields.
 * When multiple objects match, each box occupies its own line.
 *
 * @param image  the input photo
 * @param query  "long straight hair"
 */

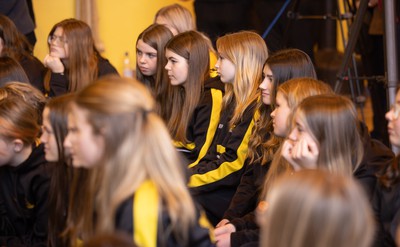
xmin=295 ymin=95 xmax=364 ymax=175
xmin=72 ymin=76 xmax=197 ymax=244
xmin=216 ymin=31 xmax=268 ymax=127
xmin=260 ymin=170 xmax=375 ymax=247
xmin=165 ymin=31 xmax=211 ymax=144
xmin=136 ymin=24 xmax=173 ymax=121
xmin=44 ymin=18 xmax=98 ymax=93
xmin=46 ymin=94 xmax=75 ymax=247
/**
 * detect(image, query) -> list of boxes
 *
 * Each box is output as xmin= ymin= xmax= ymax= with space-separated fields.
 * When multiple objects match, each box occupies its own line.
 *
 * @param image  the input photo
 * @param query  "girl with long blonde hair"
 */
xmin=63 ymin=76 xmax=213 ymax=246
xmin=214 ymin=49 xmax=318 ymax=245
xmin=189 ymin=31 xmax=268 ymax=226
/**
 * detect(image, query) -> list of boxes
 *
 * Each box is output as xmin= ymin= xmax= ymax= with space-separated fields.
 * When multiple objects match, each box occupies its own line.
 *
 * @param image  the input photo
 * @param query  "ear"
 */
xmin=12 ymin=139 xmax=25 ymax=153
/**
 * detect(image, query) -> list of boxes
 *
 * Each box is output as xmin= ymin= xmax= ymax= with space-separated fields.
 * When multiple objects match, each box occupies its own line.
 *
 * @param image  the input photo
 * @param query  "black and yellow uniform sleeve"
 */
xmin=115 ymin=181 xmax=215 ymax=247
xmin=175 ymin=79 xmax=224 ymax=167
xmin=188 ymin=103 xmax=258 ymax=191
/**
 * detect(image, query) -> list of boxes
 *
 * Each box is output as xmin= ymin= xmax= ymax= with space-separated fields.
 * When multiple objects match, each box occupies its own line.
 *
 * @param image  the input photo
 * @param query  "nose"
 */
xmin=165 ymin=62 xmax=170 ymax=71
xmin=215 ymin=59 xmax=220 ymax=69
xmin=259 ymin=80 xmax=266 ymax=90
xmin=138 ymin=55 xmax=146 ymax=64
xmin=288 ymin=128 xmax=298 ymax=141
xmin=39 ymin=132 xmax=47 ymax=144
xmin=64 ymin=133 xmax=71 ymax=149
xmin=270 ymin=109 xmax=276 ymax=119
xmin=386 ymin=110 xmax=393 ymax=121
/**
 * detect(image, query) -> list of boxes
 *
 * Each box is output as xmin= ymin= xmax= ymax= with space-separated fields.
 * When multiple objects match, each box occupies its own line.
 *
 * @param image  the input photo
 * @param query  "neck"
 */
xmin=9 ymin=145 xmax=33 ymax=167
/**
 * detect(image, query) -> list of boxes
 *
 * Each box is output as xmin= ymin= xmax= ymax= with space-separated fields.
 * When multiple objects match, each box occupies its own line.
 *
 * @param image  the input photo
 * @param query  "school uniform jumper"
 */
xmin=175 ymin=77 xmax=224 ymax=167
xmin=189 ymin=100 xmax=258 ymax=226
xmin=0 ymin=143 xmax=52 ymax=247
xmin=114 ymin=181 xmax=215 ymax=247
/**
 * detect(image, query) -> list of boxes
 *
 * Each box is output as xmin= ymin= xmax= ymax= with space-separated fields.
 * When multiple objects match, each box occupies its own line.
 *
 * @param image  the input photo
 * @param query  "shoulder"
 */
xmin=97 ymin=56 xmax=119 ymax=76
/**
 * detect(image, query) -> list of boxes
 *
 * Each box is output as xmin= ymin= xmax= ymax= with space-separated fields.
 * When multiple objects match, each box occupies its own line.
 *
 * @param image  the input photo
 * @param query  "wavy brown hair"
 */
xmin=247 ymin=49 xmax=317 ymax=165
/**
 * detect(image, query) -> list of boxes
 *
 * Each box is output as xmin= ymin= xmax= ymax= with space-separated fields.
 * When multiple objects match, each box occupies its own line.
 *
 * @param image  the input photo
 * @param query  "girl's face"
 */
xmin=165 ymin=49 xmax=188 ymax=86
xmin=136 ymin=39 xmax=158 ymax=77
xmin=48 ymin=27 xmax=68 ymax=58
xmin=386 ymin=91 xmax=400 ymax=148
xmin=287 ymin=113 xmax=319 ymax=171
xmin=259 ymin=64 xmax=273 ymax=105
xmin=64 ymin=105 xmax=104 ymax=168
xmin=270 ymin=91 xmax=291 ymax=137
xmin=215 ymin=53 xmax=235 ymax=83
xmin=155 ymin=16 xmax=178 ymax=36
xmin=0 ymin=137 xmax=17 ymax=167
xmin=40 ymin=107 xmax=59 ymax=162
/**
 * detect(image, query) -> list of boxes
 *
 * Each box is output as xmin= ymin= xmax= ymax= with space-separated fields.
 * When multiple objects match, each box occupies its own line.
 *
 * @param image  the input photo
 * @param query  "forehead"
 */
xmin=137 ymin=39 xmax=157 ymax=53
xmin=69 ymin=104 xmax=89 ymax=123
xmin=276 ymin=91 xmax=285 ymax=102
xmin=54 ymin=27 xmax=64 ymax=35
xmin=263 ymin=64 xmax=272 ymax=74
xmin=165 ymin=49 xmax=185 ymax=60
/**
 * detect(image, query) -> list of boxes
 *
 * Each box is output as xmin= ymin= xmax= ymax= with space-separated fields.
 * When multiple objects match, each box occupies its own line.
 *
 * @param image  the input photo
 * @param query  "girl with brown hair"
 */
xmin=43 ymin=18 xmax=118 ymax=97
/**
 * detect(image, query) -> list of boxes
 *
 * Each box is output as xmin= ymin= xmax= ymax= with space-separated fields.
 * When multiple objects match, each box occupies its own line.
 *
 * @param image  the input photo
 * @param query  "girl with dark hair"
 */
xmin=164 ymin=30 xmax=224 ymax=165
xmin=0 ymin=56 xmax=30 ymax=86
xmin=373 ymin=88 xmax=400 ymax=247
xmin=40 ymin=94 xmax=75 ymax=247
xmin=136 ymin=24 xmax=173 ymax=121
xmin=0 ymin=14 xmax=45 ymax=91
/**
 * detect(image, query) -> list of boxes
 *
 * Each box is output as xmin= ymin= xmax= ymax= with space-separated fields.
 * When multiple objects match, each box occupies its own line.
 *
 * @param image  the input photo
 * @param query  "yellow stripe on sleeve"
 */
xmin=188 ymin=117 xmax=256 ymax=187
xmin=133 ymin=180 xmax=159 ymax=247
xmin=188 ymin=89 xmax=223 ymax=168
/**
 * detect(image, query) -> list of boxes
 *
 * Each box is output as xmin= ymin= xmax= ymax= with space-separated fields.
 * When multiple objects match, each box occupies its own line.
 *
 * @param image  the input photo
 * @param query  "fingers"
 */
xmin=214 ymin=223 xmax=236 ymax=237
xmin=216 ymin=219 xmax=230 ymax=228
